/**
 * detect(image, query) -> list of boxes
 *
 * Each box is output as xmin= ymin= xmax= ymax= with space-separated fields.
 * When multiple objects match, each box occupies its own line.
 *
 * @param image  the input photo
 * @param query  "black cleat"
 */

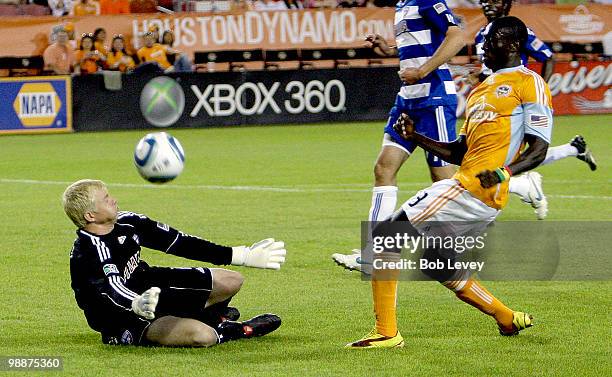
xmin=241 ymin=314 xmax=282 ymax=338
xmin=571 ymin=135 xmax=597 ymax=171
xmin=220 ymin=306 xmax=240 ymax=322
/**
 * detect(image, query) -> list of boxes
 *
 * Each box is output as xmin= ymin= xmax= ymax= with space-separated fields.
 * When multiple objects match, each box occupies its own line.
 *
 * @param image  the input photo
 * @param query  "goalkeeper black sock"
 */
xmin=199 ymin=297 xmax=237 ymax=327
xmin=215 ymin=321 xmax=246 ymax=344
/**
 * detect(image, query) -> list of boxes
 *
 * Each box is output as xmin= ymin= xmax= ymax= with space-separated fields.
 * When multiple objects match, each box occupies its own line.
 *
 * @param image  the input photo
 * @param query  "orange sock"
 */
xmin=444 ymin=277 xmax=513 ymax=328
xmin=372 ymin=271 xmax=399 ymax=337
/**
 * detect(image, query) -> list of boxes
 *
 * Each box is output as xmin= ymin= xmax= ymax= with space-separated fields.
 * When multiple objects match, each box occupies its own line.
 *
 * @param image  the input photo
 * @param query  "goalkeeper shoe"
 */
xmin=571 ymin=135 xmax=597 ymax=171
xmin=525 ymin=172 xmax=548 ymax=220
xmin=216 ymin=314 xmax=281 ymax=343
xmin=499 ymin=311 xmax=534 ymax=336
xmin=332 ymin=249 xmax=363 ymax=272
xmin=242 ymin=314 xmax=282 ymax=338
xmin=345 ymin=328 xmax=404 ymax=349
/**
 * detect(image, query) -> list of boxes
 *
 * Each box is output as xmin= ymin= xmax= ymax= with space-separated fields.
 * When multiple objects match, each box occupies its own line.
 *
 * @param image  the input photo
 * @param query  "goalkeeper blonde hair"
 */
xmin=62 ymin=179 xmax=106 ymax=228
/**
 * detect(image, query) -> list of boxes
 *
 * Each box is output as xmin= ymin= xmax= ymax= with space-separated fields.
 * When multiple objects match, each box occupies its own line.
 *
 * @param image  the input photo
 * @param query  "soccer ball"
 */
xmin=134 ymin=132 xmax=185 ymax=183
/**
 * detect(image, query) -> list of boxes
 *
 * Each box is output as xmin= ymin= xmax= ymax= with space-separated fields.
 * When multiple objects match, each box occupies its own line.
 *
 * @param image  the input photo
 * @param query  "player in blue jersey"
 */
xmin=474 ymin=0 xmax=554 ymax=82
xmin=332 ymin=0 xmax=465 ymax=271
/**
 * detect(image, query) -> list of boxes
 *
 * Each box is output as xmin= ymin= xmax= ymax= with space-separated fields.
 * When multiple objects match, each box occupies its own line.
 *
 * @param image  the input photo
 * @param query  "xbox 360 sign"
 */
xmin=139 ymin=76 xmax=185 ymax=127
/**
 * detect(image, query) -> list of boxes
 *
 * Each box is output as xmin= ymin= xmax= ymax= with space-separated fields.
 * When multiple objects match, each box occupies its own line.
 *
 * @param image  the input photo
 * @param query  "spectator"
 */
xmin=336 ymin=0 xmax=365 ymax=7
xmin=72 ymin=0 xmax=100 ymax=15
xmin=75 ymin=33 xmax=105 ymax=74
xmin=99 ymin=0 xmax=129 ymax=14
xmin=161 ymin=29 xmax=193 ymax=71
xmin=63 ymin=21 xmax=78 ymax=50
xmin=93 ymin=27 xmax=109 ymax=56
xmin=130 ymin=0 xmax=157 ymax=12
xmin=107 ymin=35 xmax=136 ymax=72
xmin=252 ymin=0 xmax=288 ymax=10
xmin=48 ymin=0 xmax=74 ymax=15
xmin=148 ymin=24 xmax=161 ymax=42
xmin=284 ymin=0 xmax=303 ymax=8
xmin=43 ymin=25 xmax=75 ymax=74
xmin=137 ymin=31 xmax=173 ymax=72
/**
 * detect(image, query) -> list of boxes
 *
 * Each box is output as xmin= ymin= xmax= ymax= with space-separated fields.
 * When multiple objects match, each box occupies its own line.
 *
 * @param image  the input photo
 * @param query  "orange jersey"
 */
xmin=454 ymin=66 xmax=553 ymax=210
xmin=73 ymin=2 xmax=99 ymax=15
xmin=75 ymin=50 xmax=102 ymax=74
xmin=94 ymin=41 xmax=108 ymax=56
xmin=137 ymin=44 xmax=171 ymax=69
xmin=107 ymin=51 xmax=135 ymax=72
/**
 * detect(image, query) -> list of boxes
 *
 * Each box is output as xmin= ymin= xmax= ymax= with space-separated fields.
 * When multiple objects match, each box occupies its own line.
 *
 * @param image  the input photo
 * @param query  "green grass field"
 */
xmin=0 ymin=115 xmax=610 ymax=377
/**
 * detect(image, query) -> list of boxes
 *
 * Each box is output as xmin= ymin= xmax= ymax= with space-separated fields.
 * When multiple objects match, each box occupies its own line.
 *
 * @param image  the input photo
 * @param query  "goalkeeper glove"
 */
xmin=131 ymin=287 xmax=161 ymax=320
xmin=231 ymin=238 xmax=286 ymax=270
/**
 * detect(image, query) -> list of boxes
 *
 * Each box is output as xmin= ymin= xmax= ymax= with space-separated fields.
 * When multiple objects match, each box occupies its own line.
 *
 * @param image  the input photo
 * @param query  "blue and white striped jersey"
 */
xmin=394 ymin=0 xmax=460 ymax=109
xmin=475 ymin=23 xmax=553 ymax=75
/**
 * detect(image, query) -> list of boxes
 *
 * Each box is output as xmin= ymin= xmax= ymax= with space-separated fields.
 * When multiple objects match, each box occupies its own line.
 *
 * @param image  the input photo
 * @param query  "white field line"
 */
xmin=1 ymin=178 xmax=611 ymax=200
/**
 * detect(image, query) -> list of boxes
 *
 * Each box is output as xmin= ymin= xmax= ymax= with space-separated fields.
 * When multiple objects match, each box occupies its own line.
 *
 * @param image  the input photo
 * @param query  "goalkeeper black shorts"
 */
xmin=102 ymin=266 xmax=214 ymax=346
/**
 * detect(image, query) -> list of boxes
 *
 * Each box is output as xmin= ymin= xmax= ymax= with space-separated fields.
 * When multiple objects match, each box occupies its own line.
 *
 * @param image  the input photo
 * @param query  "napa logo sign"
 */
xmin=1 ymin=76 xmax=72 ymax=134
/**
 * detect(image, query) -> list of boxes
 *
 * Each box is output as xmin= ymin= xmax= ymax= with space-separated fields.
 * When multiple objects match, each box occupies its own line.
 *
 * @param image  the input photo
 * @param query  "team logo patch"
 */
xmin=434 ymin=2 xmax=446 ymax=14
xmin=530 ymin=38 xmax=544 ymax=51
xmin=102 ymin=264 xmax=119 ymax=276
xmin=156 ymin=222 xmax=170 ymax=231
xmin=117 ymin=236 xmax=126 ymax=244
xmin=120 ymin=330 xmax=134 ymax=345
xmin=496 ymin=85 xmax=512 ymax=98
xmin=529 ymin=114 xmax=549 ymax=127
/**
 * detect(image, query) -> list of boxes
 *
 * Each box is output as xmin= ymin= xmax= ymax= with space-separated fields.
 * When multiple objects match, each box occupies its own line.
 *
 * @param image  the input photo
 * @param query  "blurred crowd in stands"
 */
xmin=2 ymin=0 xmax=608 ymax=76
xmin=41 ymin=22 xmax=194 ymax=75
xmin=1 ymin=0 xmax=610 ymax=17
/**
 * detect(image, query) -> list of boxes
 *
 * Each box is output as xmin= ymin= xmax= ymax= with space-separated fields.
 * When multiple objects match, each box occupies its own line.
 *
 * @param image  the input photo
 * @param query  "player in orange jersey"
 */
xmin=348 ymin=16 xmax=545 ymax=349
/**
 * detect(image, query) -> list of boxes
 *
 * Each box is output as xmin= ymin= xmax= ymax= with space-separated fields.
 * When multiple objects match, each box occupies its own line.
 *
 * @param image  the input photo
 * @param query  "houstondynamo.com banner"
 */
xmin=0 ymin=76 xmax=72 ymax=135
xmin=359 ymin=221 xmax=612 ymax=281
xmin=72 ymin=68 xmax=399 ymax=131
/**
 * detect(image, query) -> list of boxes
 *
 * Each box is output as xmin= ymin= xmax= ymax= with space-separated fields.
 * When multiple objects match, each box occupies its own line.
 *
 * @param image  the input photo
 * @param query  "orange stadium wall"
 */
xmin=0 ymin=5 xmax=610 ymax=57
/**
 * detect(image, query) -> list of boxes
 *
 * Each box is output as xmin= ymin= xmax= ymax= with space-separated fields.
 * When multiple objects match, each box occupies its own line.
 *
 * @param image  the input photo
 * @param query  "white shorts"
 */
xmin=382 ymin=133 xmax=411 ymax=155
xmin=400 ymin=179 xmax=499 ymax=236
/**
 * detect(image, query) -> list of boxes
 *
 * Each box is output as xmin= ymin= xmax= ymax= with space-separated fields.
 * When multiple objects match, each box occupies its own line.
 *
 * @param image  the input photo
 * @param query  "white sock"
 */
xmin=508 ymin=175 xmax=531 ymax=201
xmin=540 ymin=143 xmax=578 ymax=166
xmin=368 ymin=186 xmax=398 ymax=221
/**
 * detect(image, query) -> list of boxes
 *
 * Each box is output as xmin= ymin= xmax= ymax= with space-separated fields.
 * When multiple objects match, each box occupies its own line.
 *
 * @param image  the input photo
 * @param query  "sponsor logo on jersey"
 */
xmin=156 ymin=222 xmax=170 ymax=231
xmin=118 ymin=236 xmax=126 ymax=244
xmin=123 ymin=251 xmax=140 ymax=280
xmin=102 ymin=264 xmax=120 ymax=276
xmin=530 ymin=38 xmax=544 ymax=51
xmin=496 ymin=85 xmax=512 ymax=98
xmin=433 ymin=2 xmax=446 ymax=14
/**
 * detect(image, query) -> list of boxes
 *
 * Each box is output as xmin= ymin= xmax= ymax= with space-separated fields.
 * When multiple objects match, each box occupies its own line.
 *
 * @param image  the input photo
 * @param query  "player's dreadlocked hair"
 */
xmin=488 ymin=16 xmax=528 ymax=51
xmin=501 ymin=0 xmax=513 ymax=17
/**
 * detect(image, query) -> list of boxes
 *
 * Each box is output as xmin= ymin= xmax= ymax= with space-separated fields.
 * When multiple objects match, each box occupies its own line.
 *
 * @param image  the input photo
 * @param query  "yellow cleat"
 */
xmin=499 ymin=311 xmax=534 ymax=336
xmin=345 ymin=328 xmax=405 ymax=349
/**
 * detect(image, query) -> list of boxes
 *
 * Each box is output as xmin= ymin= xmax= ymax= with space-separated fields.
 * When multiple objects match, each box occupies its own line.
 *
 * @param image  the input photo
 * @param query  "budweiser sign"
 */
xmin=453 ymin=61 xmax=611 ymax=116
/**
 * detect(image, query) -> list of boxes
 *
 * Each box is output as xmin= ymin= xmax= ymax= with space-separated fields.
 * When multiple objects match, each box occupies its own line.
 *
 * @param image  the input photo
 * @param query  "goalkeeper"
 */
xmin=63 ymin=179 xmax=286 ymax=346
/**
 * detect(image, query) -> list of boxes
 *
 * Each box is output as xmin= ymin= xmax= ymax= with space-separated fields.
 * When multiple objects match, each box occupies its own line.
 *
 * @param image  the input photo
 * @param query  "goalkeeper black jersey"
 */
xmin=69 ymin=211 xmax=232 ymax=331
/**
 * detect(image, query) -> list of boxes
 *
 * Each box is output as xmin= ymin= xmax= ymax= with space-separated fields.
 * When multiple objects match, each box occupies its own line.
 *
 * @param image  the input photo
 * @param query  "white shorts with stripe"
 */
xmin=400 ymin=179 xmax=499 ymax=235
